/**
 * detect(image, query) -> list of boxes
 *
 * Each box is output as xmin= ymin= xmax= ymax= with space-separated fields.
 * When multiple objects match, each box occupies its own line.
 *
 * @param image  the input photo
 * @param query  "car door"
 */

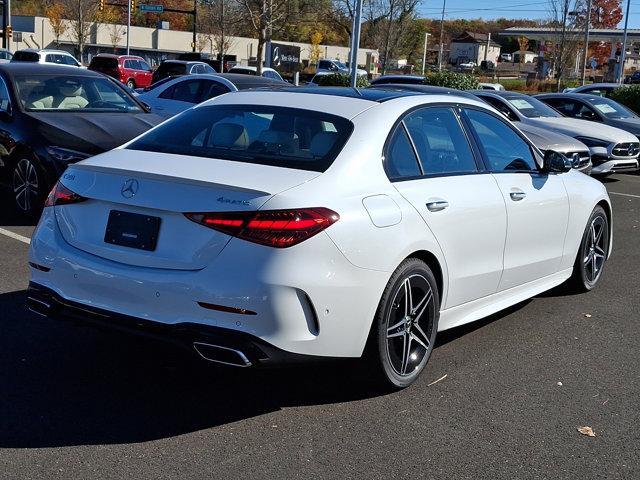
xmin=387 ymin=106 xmax=507 ymax=308
xmin=462 ymin=107 xmax=569 ymax=290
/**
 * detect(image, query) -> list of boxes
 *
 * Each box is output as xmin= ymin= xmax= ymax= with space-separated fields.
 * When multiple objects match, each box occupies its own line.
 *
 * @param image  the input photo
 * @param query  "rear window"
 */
xmin=90 ymin=57 xmax=119 ymax=70
xmin=127 ymin=105 xmax=353 ymax=172
xmin=12 ymin=51 xmax=39 ymax=62
xmin=157 ymin=62 xmax=186 ymax=77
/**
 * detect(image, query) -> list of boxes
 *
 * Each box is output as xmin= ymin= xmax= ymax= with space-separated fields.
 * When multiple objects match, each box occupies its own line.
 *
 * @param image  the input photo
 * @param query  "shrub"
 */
xmin=424 ymin=71 xmax=479 ymax=90
xmin=315 ymin=73 xmax=370 ymax=88
xmin=610 ymin=85 xmax=640 ymax=114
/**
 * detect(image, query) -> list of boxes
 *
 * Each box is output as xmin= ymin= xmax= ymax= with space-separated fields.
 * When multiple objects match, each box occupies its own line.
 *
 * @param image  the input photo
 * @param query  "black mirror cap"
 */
xmin=544 ymin=150 xmax=572 ymax=173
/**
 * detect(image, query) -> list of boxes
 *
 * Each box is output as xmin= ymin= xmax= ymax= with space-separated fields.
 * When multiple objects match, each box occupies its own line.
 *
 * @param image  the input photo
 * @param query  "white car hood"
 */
xmin=529 ymin=117 xmax=638 ymax=143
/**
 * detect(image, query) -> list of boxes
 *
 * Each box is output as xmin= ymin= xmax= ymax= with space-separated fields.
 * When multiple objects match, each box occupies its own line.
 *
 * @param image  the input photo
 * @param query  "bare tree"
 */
xmin=201 ymin=0 xmax=243 ymax=63
xmin=378 ymin=0 xmax=419 ymax=74
xmin=237 ymin=0 xmax=299 ymax=74
xmin=548 ymin=0 xmax=582 ymax=89
xmin=98 ymin=5 xmax=126 ymax=52
xmin=61 ymin=0 xmax=100 ymax=62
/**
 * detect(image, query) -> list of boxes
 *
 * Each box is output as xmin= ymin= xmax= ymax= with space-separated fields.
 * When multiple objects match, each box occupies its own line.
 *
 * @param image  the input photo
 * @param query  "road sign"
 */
xmin=139 ymin=4 xmax=164 ymax=12
xmin=590 ymin=59 xmax=597 ymax=69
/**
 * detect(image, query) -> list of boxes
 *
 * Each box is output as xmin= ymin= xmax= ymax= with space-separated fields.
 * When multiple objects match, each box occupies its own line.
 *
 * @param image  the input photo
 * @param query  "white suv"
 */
xmin=11 ymin=49 xmax=82 ymax=67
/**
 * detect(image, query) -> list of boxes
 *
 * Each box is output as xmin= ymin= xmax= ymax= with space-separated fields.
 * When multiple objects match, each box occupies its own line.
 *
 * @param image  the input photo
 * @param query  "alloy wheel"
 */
xmin=385 ymin=274 xmax=435 ymax=376
xmin=13 ymin=159 xmax=40 ymax=213
xmin=583 ymin=215 xmax=607 ymax=284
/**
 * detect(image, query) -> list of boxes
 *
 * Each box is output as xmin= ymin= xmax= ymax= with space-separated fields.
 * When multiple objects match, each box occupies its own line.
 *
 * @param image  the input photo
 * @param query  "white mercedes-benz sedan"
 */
xmin=28 ymin=87 xmax=612 ymax=388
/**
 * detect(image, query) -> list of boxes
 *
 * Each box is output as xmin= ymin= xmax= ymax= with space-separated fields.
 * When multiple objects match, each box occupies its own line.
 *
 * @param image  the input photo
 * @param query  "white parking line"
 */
xmin=0 ymin=227 xmax=31 ymax=245
xmin=610 ymin=191 xmax=640 ymax=199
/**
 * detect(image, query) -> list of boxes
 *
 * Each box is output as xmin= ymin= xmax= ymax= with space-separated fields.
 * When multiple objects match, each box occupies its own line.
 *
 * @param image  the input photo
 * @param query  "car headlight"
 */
xmin=45 ymin=146 xmax=91 ymax=163
xmin=575 ymin=137 xmax=610 ymax=148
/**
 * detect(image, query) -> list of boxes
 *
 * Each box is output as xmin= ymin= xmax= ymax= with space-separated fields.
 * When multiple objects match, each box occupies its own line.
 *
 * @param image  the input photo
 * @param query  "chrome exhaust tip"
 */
xmin=192 ymin=342 xmax=252 ymax=367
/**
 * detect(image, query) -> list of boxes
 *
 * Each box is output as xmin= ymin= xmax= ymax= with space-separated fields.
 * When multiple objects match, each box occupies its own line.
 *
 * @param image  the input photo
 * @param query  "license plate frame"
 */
xmin=104 ymin=210 xmax=161 ymax=252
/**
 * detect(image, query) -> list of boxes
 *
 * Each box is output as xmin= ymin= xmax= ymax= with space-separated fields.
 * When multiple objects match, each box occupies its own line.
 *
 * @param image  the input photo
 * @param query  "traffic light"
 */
xmin=131 ymin=0 xmax=136 ymax=10
xmin=6 ymin=26 xmax=12 ymax=38
xmin=99 ymin=0 xmax=104 ymax=11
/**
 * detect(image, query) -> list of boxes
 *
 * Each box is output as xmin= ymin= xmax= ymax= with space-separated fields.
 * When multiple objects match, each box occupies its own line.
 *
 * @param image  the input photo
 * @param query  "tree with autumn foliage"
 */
xmin=577 ymin=0 xmax=623 ymax=66
xmin=45 ymin=3 xmax=67 ymax=47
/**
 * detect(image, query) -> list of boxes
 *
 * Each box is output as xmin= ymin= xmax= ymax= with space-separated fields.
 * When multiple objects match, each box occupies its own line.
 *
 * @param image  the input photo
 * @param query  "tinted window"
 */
xmin=385 ymin=127 xmax=421 ymax=180
xmin=11 ymin=51 xmax=40 ymax=62
xmin=90 ymin=57 xmax=118 ymax=70
xmin=264 ymin=70 xmax=281 ymax=80
xmin=159 ymin=79 xmax=201 ymax=103
xmin=127 ymin=105 xmax=353 ymax=172
xmin=466 ymin=109 xmax=537 ymax=171
xmin=589 ymin=97 xmax=635 ymax=119
xmin=199 ymin=81 xmax=230 ymax=101
xmin=157 ymin=62 xmax=187 ymax=77
xmin=123 ymin=59 xmax=134 ymax=69
xmin=0 ymin=76 xmax=10 ymax=112
xmin=62 ymin=55 xmax=79 ymax=66
xmin=404 ymin=108 xmax=477 ymax=175
xmin=139 ymin=60 xmax=151 ymax=71
xmin=543 ymin=99 xmax=599 ymax=120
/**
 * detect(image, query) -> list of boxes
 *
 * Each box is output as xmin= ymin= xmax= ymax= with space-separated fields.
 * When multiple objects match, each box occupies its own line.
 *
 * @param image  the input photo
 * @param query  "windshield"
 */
xmin=15 ymin=74 xmax=142 ymax=113
xmin=127 ymin=105 xmax=353 ymax=172
xmin=505 ymin=95 xmax=561 ymax=118
xmin=589 ymin=97 xmax=636 ymax=119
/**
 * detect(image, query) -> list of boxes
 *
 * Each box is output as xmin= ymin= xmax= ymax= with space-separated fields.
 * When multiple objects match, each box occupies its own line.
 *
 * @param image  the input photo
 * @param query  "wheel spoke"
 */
xmin=401 ymin=334 xmax=412 ymax=375
xmin=591 ymin=254 xmax=597 ymax=276
xmin=595 ymin=245 xmax=605 ymax=255
xmin=413 ymin=288 xmax=432 ymax=323
xmin=411 ymin=323 xmax=430 ymax=350
xmin=387 ymin=319 xmax=406 ymax=334
xmin=590 ymin=223 xmax=596 ymax=247
xmin=403 ymin=278 xmax=412 ymax=316
xmin=594 ymin=223 xmax=603 ymax=244
xmin=583 ymin=251 xmax=592 ymax=266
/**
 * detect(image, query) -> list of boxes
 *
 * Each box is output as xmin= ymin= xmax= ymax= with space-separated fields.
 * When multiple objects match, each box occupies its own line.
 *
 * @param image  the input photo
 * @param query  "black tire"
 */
xmin=366 ymin=258 xmax=440 ymax=389
xmin=126 ymin=79 xmax=136 ymax=89
xmin=11 ymin=156 xmax=48 ymax=218
xmin=568 ymin=205 xmax=609 ymax=292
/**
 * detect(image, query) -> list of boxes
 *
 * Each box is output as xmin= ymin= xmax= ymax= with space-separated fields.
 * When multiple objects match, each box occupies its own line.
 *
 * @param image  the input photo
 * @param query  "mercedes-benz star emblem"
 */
xmin=121 ymin=179 xmax=139 ymax=199
xmin=572 ymin=153 xmax=581 ymax=167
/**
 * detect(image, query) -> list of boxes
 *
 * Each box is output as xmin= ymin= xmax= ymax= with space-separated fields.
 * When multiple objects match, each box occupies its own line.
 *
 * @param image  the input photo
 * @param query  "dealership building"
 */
xmin=8 ymin=15 xmax=378 ymax=69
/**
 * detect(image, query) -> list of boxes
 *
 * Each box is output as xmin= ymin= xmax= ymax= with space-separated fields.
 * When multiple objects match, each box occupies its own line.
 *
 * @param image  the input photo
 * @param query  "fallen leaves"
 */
xmin=577 ymin=426 xmax=596 ymax=437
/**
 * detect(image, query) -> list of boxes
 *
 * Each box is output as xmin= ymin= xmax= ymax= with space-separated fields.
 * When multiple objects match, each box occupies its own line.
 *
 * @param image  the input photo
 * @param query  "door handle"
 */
xmin=510 ymin=190 xmax=526 ymax=201
xmin=426 ymin=200 xmax=449 ymax=212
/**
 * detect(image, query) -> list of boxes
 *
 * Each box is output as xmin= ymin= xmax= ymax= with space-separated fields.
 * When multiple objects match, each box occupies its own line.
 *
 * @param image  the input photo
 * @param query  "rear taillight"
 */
xmin=184 ymin=208 xmax=339 ymax=248
xmin=44 ymin=181 xmax=87 ymax=207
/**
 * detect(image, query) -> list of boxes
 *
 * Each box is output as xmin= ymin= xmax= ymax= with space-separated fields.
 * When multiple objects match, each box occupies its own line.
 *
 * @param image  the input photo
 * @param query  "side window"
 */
xmin=169 ymin=80 xmax=202 ymax=103
xmin=139 ymin=60 xmax=151 ymax=71
xmin=465 ymin=109 xmax=537 ymax=172
xmin=123 ymin=59 xmax=134 ymax=69
xmin=482 ymin=96 xmax=518 ymax=122
xmin=191 ymin=64 xmax=205 ymax=74
xmin=158 ymin=85 xmax=175 ymax=99
xmin=404 ymin=107 xmax=478 ymax=175
xmin=63 ymin=55 xmax=79 ymax=66
xmin=198 ymin=81 xmax=230 ymax=102
xmin=0 ymin=76 xmax=11 ymax=112
xmin=385 ymin=126 xmax=422 ymax=180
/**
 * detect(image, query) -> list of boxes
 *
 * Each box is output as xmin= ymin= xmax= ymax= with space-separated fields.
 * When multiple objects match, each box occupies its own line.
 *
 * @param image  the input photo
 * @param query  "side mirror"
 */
xmin=544 ymin=150 xmax=572 ymax=173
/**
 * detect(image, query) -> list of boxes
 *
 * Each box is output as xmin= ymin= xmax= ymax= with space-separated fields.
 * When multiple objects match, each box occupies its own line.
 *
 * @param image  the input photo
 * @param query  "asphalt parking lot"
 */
xmin=1 ymin=174 xmax=639 ymax=480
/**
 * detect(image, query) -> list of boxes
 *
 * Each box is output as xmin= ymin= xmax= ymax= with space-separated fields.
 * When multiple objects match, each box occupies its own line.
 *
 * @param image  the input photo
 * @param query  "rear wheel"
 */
xmin=126 ymin=79 xmax=136 ymax=89
xmin=367 ymin=258 xmax=439 ymax=389
xmin=12 ymin=157 xmax=46 ymax=217
xmin=569 ymin=205 xmax=609 ymax=292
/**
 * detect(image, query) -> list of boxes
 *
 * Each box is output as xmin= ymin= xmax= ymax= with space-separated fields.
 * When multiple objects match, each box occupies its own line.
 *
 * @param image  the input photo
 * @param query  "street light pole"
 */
xmin=349 ymin=0 xmax=363 ymax=87
xmin=126 ymin=0 xmax=131 ymax=55
xmin=581 ymin=0 xmax=592 ymax=85
xmin=618 ymin=0 xmax=631 ymax=83
xmin=438 ymin=0 xmax=447 ymax=71
xmin=422 ymin=32 xmax=430 ymax=76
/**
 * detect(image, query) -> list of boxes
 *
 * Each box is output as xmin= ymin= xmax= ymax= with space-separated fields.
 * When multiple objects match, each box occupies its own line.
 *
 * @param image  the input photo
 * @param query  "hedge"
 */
xmin=315 ymin=73 xmax=370 ymax=88
xmin=423 ymin=71 xmax=479 ymax=90
xmin=610 ymin=85 xmax=640 ymax=114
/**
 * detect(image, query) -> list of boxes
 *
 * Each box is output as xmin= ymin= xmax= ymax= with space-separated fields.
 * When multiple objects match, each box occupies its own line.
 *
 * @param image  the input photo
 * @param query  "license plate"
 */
xmin=104 ymin=210 xmax=161 ymax=251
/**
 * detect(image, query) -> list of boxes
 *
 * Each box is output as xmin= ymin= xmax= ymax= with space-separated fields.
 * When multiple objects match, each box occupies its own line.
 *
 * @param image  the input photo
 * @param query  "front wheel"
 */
xmin=569 ymin=205 xmax=609 ymax=292
xmin=366 ymin=258 xmax=439 ymax=389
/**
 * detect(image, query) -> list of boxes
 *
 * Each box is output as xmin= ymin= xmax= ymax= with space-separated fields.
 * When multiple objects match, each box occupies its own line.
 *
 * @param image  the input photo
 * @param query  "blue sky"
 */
xmin=417 ymin=0 xmax=640 ymax=29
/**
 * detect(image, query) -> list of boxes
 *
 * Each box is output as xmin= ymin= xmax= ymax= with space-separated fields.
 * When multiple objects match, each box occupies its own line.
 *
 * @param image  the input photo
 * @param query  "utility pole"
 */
xmin=438 ymin=0 xmax=447 ymax=71
xmin=421 ymin=32 xmax=431 ymax=75
xmin=1 ymin=0 xmax=7 ymax=50
xmin=581 ymin=0 xmax=592 ymax=86
xmin=192 ymin=0 xmax=197 ymax=52
xmin=484 ymin=32 xmax=491 ymax=62
xmin=618 ymin=0 xmax=631 ymax=83
xmin=349 ymin=0 xmax=363 ymax=87
xmin=127 ymin=0 xmax=131 ymax=55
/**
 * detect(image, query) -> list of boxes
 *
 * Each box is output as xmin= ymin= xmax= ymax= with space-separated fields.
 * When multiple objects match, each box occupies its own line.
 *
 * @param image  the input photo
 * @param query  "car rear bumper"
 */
xmin=28 ymin=207 xmax=389 ymax=359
